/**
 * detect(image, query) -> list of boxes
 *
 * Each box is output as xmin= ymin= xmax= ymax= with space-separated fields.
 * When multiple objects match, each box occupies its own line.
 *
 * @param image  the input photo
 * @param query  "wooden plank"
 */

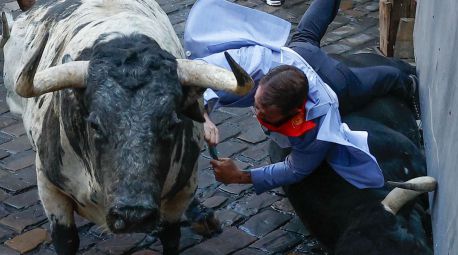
xmin=394 ymin=18 xmax=415 ymax=58
xmin=379 ymin=0 xmax=392 ymax=56
xmin=379 ymin=0 xmax=416 ymax=57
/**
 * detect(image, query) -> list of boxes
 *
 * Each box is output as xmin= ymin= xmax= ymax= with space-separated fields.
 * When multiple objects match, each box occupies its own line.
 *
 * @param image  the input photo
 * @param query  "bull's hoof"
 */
xmin=186 ymin=198 xmax=222 ymax=238
xmin=190 ymin=211 xmax=222 ymax=238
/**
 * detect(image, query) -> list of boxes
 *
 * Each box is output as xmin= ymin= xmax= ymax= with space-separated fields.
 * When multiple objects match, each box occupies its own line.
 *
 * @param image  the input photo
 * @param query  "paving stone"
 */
xmin=3 ymin=188 xmax=39 ymax=210
xmin=182 ymin=227 xmax=256 ymax=255
xmin=217 ymin=123 xmax=242 ymax=142
xmin=342 ymin=33 xmax=375 ymax=47
xmin=0 ymin=246 xmax=20 ymax=255
xmin=77 ymin=233 xmax=99 ymax=251
xmin=0 ymin=149 xmax=11 ymax=159
xmin=364 ymin=1 xmax=379 ymax=12
xmin=0 ymin=226 xmax=15 ymax=242
xmin=198 ymin=169 xmax=217 ymax=189
xmin=0 ymin=204 xmax=47 ymax=233
xmin=212 ymin=140 xmax=247 ymax=158
xmin=241 ymin=141 xmax=269 ymax=161
xmin=322 ymin=43 xmax=352 ymax=55
xmin=282 ymin=216 xmax=310 ymax=237
xmin=0 ymin=203 xmax=10 ymax=219
xmin=1 ymin=150 xmax=35 ymax=172
xmin=0 ymin=135 xmax=32 ymax=153
xmin=293 ymin=239 xmax=329 ymax=254
xmin=210 ymin=110 xmax=232 ymax=125
xmin=0 ymin=103 xmax=9 ymax=115
xmin=237 ymin=117 xmax=267 ymax=144
xmin=95 ymin=233 xmax=146 ymax=255
xmin=198 ymin=155 xmax=211 ymax=171
xmin=0 ymin=188 xmax=10 ymax=202
xmin=1 ymin=123 xmax=27 ymax=137
xmin=202 ymin=195 xmax=228 ymax=209
xmin=0 ymin=166 xmax=37 ymax=194
xmin=215 ymin=209 xmax=243 ymax=228
xmin=219 ymin=107 xmax=252 ymax=117
xmin=75 ymin=212 xmax=93 ymax=229
xmin=5 ymin=228 xmax=50 ymax=254
xmin=179 ymin=227 xmax=203 ymax=251
xmin=218 ymin=183 xmax=253 ymax=195
xmin=250 ymin=229 xmax=302 ymax=253
xmin=271 ymin=198 xmax=295 ymax=214
xmin=0 ymin=117 xmax=17 ymax=129
xmin=0 ymin=132 xmax=13 ymax=145
xmin=240 ymin=209 xmax=291 ymax=238
xmin=132 ymin=250 xmax=161 ymax=255
xmin=228 ymin=193 xmax=281 ymax=217
xmin=339 ymin=0 xmax=353 ymax=10
xmin=232 ymin=247 xmax=266 ymax=255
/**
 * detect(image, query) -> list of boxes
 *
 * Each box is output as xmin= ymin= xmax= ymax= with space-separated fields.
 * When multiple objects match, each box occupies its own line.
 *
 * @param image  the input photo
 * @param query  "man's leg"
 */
xmin=290 ymin=0 xmax=342 ymax=46
xmin=350 ymin=66 xmax=413 ymax=101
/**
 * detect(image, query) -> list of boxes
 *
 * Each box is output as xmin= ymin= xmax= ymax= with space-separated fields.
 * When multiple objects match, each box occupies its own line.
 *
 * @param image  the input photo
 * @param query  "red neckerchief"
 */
xmin=257 ymin=102 xmax=316 ymax=137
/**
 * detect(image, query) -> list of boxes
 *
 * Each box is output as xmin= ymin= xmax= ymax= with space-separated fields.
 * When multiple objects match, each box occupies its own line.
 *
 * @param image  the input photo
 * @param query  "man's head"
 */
xmin=254 ymin=65 xmax=309 ymax=126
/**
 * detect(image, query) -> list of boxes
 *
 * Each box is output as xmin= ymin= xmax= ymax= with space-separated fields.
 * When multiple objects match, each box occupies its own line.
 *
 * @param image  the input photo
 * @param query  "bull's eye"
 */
xmin=87 ymin=113 xmax=105 ymax=139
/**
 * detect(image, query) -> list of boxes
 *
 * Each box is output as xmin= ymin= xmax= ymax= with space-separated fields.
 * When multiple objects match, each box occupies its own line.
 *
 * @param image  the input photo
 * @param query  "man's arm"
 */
xmin=210 ymin=140 xmax=332 ymax=194
xmin=250 ymin=140 xmax=332 ymax=194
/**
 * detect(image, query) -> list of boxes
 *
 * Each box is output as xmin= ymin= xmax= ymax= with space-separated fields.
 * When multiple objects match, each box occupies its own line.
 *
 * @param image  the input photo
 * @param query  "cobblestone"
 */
xmin=249 ymin=229 xmax=302 ymax=253
xmin=0 ymin=204 xmax=47 ymax=233
xmin=181 ymin=227 xmax=256 ymax=255
xmin=240 ymin=209 xmax=291 ymax=238
xmin=0 ymin=0 xmax=388 ymax=253
xmin=4 ymin=228 xmax=50 ymax=254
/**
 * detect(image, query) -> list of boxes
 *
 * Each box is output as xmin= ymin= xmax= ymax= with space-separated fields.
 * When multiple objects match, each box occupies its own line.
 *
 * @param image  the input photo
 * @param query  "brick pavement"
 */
xmin=0 ymin=0 xmax=383 ymax=254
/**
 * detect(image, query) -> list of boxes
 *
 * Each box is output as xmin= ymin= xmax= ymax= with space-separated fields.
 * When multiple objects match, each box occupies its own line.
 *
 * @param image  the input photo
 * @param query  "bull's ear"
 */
xmin=182 ymin=100 xmax=205 ymax=123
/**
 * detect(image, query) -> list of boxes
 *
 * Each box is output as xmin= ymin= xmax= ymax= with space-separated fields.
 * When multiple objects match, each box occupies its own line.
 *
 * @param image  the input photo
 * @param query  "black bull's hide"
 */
xmin=269 ymin=53 xmax=432 ymax=255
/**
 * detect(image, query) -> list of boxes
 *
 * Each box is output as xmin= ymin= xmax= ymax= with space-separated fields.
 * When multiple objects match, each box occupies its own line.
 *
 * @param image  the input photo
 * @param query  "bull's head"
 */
xmin=16 ymin=34 xmax=253 ymax=233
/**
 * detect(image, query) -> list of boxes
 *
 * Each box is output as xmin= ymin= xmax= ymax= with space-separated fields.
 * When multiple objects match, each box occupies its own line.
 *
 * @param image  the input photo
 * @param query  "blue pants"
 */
xmin=288 ymin=0 xmax=412 ymax=114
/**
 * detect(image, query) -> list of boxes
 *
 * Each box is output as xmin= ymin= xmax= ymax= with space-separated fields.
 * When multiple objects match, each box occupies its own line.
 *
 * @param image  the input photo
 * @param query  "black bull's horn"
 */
xmin=14 ymin=34 xmax=254 ymax=98
xmin=381 ymin=176 xmax=437 ymax=215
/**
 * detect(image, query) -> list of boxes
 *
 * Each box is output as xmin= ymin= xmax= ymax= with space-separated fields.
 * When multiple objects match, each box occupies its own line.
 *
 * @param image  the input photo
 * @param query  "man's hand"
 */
xmin=210 ymin=158 xmax=251 ymax=185
xmin=204 ymin=112 xmax=219 ymax=146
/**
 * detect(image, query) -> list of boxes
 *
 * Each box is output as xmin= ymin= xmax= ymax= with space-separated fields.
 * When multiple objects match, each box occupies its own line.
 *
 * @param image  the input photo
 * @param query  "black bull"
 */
xmin=270 ymin=53 xmax=433 ymax=255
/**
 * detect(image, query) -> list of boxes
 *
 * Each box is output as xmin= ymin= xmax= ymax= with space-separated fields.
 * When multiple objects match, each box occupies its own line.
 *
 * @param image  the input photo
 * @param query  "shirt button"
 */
xmin=185 ymin=51 xmax=192 ymax=57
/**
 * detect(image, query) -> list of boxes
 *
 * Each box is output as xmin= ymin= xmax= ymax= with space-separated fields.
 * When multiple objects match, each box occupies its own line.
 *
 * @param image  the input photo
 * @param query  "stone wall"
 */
xmin=414 ymin=1 xmax=458 ymax=254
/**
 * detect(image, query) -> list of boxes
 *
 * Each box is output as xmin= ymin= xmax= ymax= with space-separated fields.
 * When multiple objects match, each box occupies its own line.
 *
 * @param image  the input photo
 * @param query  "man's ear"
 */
xmin=182 ymin=100 xmax=205 ymax=123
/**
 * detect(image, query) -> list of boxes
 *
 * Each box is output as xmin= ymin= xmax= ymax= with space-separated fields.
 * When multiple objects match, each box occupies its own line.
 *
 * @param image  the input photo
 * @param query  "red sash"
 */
xmin=257 ymin=105 xmax=316 ymax=137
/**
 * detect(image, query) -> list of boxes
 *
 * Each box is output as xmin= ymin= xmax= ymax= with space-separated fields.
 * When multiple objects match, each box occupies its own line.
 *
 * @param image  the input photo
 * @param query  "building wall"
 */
xmin=414 ymin=1 xmax=458 ymax=254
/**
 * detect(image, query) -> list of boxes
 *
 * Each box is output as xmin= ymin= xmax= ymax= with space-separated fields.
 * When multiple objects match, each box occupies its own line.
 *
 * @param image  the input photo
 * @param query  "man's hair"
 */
xmin=258 ymin=65 xmax=309 ymax=115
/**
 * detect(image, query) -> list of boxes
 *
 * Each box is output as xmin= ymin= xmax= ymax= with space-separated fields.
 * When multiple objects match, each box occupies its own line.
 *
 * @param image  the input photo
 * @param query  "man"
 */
xmin=186 ymin=0 xmax=419 ymax=194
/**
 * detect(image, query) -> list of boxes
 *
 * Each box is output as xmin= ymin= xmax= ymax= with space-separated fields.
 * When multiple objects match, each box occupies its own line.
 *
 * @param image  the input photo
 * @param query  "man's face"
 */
xmin=254 ymin=85 xmax=297 ymax=127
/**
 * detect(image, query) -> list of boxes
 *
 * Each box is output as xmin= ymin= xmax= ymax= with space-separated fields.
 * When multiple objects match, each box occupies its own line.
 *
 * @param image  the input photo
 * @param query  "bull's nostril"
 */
xmin=114 ymin=218 xmax=126 ymax=230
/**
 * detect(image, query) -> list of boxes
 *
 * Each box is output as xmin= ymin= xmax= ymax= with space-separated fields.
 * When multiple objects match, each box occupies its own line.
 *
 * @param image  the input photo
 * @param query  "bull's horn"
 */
xmin=17 ymin=60 xmax=89 ymax=98
xmin=177 ymin=52 xmax=254 ymax=96
xmin=0 ymin=12 xmax=12 ymax=48
xmin=386 ymin=176 xmax=437 ymax=192
xmin=381 ymin=176 xmax=437 ymax=215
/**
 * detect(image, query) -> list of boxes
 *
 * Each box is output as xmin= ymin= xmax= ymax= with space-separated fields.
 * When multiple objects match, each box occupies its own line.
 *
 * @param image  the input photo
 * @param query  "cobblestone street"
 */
xmin=0 ymin=0 xmax=384 ymax=254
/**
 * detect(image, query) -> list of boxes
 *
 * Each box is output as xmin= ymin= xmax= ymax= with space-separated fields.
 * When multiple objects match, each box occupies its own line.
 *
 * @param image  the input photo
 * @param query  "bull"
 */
xmin=271 ymin=54 xmax=436 ymax=255
xmin=1 ymin=1 xmax=253 ymax=254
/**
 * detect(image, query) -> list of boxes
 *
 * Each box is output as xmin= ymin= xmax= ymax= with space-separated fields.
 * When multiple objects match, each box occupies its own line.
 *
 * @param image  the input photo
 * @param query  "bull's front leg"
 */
xmin=37 ymin=165 xmax=79 ymax=255
xmin=158 ymin=221 xmax=181 ymax=255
